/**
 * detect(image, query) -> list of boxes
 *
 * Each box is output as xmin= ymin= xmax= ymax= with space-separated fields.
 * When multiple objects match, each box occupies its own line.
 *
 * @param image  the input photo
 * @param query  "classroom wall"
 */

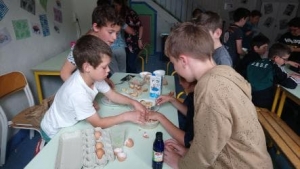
xmin=0 ymin=0 xmax=76 ymax=137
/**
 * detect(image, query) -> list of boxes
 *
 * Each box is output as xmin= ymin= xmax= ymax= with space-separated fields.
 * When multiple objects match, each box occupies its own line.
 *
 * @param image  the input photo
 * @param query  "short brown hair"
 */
xmin=194 ymin=11 xmax=223 ymax=32
xmin=164 ymin=22 xmax=214 ymax=61
xmin=73 ymin=35 xmax=112 ymax=72
xmin=92 ymin=4 xmax=123 ymax=28
xmin=268 ymin=43 xmax=291 ymax=59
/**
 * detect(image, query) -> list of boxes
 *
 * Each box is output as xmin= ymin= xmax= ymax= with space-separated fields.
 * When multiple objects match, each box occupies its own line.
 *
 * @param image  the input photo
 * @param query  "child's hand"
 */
xmin=286 ymin=60 xmax=300 ymax=68
xmin=156 ymin=95 xmax=175 ymax=105
xmin=164 ymin=139 xmax=188 ymax=157
xmin=147 ymin=111 xmax=163 ymax=122
xmin=125 ymin=110 xmax=146 ymax=124
xmin=132 ymin=100 xmax=147 ymax=113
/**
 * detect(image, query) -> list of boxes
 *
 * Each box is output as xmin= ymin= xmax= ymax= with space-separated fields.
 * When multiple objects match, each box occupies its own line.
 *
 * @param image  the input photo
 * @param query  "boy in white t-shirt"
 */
xmin=41 ymin=35 xmax=146 ymax=141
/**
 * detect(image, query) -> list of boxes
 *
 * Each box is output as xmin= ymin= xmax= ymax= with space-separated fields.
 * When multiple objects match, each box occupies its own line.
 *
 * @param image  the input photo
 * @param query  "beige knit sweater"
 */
xmin=179 ymin=65 xmax=273 ymax=169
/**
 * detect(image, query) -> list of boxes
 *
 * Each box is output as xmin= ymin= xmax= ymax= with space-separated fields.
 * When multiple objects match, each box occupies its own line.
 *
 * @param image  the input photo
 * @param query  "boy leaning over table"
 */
xmin=161 ymin=22 xmax=273 ymax=169
xmin=41 ymin=35 xmax=146 ymax=142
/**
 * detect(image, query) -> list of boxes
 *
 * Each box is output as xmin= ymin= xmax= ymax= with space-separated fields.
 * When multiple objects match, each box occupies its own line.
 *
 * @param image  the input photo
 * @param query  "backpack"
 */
xmin=247 ymin=59 xmax=274 ymax=91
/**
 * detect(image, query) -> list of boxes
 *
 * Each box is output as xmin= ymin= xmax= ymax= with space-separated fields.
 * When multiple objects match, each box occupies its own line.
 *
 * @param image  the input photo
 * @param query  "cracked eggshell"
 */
xmin=96 ymin=148 xmax=105 ymax=159
xmin=94 ymin=131 xmax=102 ymax=140
xmin=124 ymin=138 xmax=134 ymax=148
xmin=117 ymin=152 xmax=127 ymax=162
xmin=95 ymin=142 xmax=104 ymax=149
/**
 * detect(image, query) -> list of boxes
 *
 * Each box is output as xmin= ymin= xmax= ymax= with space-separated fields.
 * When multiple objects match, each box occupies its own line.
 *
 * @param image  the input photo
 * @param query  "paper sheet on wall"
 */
xmin=12 ymin=19 xmax=31 ymax=40
xmin=40 ymin=0 xmax=47 ymax=11
xmin=0 ymin=27 xmax=12 ymax=48
xmin=53 ymin=7 xmax=62 ymax=23
xmin=0 ymin=0 xmax=9 ymax=21
xmin=39 ymin=14 xmax=50 ymax=36
xmin=20 ymin=0 xmax=36 ymax=15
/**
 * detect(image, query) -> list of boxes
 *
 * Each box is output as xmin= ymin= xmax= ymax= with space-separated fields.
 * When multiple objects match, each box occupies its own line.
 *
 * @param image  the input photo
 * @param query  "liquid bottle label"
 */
xmin=153 ymin=151 xmax=163 ymax=162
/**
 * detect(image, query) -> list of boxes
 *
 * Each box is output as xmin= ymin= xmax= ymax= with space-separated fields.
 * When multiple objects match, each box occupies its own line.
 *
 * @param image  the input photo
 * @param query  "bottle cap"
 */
xmin=156 ymin=132 xmax=163 ymax=140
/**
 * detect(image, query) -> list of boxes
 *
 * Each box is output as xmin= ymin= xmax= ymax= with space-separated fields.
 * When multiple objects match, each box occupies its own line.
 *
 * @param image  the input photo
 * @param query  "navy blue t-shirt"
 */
xmin=178 ymin=92 xmax=194 ymax=148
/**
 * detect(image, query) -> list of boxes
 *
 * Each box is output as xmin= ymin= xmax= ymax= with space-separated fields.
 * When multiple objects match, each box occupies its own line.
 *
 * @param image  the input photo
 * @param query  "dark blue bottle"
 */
xmin=152 ymin=132 xmax=164 ymax=169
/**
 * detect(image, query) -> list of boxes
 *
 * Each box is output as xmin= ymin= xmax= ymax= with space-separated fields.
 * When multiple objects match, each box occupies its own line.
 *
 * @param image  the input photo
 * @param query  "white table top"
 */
xmin=283 ymin=66 xmax=300 ymax=99
xmin=31 ymin=50 xmax=70 ymax=72
xmin=25 ymin=73 xmax=178 ymax=169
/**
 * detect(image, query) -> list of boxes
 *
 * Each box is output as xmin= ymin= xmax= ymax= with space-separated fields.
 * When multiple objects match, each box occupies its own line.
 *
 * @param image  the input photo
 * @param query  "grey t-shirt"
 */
xmin=213 ymin=45 xmax=233 ymax=66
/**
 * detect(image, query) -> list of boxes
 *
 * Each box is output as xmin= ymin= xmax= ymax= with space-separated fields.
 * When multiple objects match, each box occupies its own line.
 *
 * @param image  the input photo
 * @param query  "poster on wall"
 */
xmin=56 ymin=0 xmax=61 ymax=8
xmin=0 ymin=0 xmax=9 ymax=21
xmin=31 ymin=22 xmax=41 ymax=35
xmin=283 ymin=4 xmax=295 ymax=16
xmin=20 ymin=0 xmax=35 ymax=15
xmin=264 ymin=3 xmax=273 ymax=15
xmin=263 ymin=17 xmax=274 ymax=28
xmin=0 ymin=27 xmax=12 ymax=48
xmin=40 ymin=0 xmax=47 ymax=11
xmin=53 ymin=7 xmax=62 ymax=23
xmin=39 ymin=14 xmax=50 ymax=36
xmin=12 ymin=19 xmax=31 ymax=40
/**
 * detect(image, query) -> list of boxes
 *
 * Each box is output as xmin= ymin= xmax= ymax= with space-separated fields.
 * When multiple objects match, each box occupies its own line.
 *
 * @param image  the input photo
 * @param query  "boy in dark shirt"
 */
xmin=148 ymin=76 xmax=196 ymax=148
xmin=242 ymin=10 xmax=262 ymax=50
xmin=236 ymin=34 xmax=269 ymax=78
xmin=223 ymin=7 xmax=250 ymax=68
xmin=278 ymin=17 xmax=300 ymax=64
xmin=247 ymin=43 xmax=298 ymax=109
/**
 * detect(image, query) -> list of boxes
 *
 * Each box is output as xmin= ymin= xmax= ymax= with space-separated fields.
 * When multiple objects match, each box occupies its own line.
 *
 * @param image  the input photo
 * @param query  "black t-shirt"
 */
xmin=183 ymin=92 xmax=194 ymax=148
xmin=223 ymin=24 xmax=243 ymax=67
xmin=278 ymin=32 xmax=300 ymax=62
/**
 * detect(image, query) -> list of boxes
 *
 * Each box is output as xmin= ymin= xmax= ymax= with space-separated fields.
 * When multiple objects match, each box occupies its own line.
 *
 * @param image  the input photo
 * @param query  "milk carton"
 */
xmin=149 ymin=73 xmax=162 ymax=99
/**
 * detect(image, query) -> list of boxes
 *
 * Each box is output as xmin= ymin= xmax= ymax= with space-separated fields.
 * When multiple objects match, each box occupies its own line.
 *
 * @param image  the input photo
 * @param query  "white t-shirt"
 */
xmin=41 ymin=70 xmax=110 ymax=138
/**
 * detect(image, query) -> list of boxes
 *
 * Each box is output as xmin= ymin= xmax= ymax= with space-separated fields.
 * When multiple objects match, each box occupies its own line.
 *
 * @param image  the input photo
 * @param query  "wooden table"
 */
xmin=271 ymin=66 xmax=300 ymax=117
xmin=31 ymin=50 xmax=69 ymax=103
xmin=25 ymin=73 xmax=178 ymax=169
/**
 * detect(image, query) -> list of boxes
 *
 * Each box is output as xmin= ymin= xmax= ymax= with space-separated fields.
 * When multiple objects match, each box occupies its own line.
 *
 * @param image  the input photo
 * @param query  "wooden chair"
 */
xmin=176 ymin=91 xmax=187 ymax=103
xmin=171 ymin=71 xmax=177 ymax=76
xmin=138 ymin=55 xmax=145 ymax=72
xmin=138 ymin=43 xmax=150 ymax=64
xmin=0 ymin=71 xmax=53 ymax=166
xmin=166 ymin=61 xmax=171 ymax=75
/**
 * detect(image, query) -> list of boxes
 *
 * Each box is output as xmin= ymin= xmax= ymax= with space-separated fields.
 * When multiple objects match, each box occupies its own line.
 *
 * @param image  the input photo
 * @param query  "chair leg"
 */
xmin=138 ymin=56 xmax=145 ymax=72
xmin=29 ymin=130 xmax=35 ymax=139
xmin=166 ymin=61 xmax=171 ymax=75
xmin=144 ymin=48 xmax=148 ymax=64
xmin=0 ymin=108 xmax=8 ymax=166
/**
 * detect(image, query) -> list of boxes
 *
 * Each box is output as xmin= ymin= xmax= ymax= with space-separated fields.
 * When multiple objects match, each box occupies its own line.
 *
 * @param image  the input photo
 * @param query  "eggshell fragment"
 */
xmin=113 ymin=148 xmax=123 ymax=156
xmin=95 ymin=142 xmax=104 ymax=149
xmin=124 ymin=138 xmax=134 ymax=148
xmin=94 ymin=131 xmax=102 ymax=139
xmin=96 ymin=148 xmax=105 ymax=159
xmin=117 ymin=152 xmax=127 ymax=162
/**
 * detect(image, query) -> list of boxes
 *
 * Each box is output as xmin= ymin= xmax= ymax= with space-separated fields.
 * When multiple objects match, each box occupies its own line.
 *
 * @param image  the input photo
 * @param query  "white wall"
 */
xmin=0 ymin=0 xmax=76 ymax=137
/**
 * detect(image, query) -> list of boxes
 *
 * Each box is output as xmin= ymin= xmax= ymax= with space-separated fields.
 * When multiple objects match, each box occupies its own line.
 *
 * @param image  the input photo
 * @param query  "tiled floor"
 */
xmin=1 ymin=53 xmax=299 ymax=169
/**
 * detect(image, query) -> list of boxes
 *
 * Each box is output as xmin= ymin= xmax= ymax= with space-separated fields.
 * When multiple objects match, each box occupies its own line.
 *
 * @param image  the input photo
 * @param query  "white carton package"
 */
xmin=149 ymin=74 xmax=162 ymax=99
xmin=55 ymin=127 xmax=114 ymax=169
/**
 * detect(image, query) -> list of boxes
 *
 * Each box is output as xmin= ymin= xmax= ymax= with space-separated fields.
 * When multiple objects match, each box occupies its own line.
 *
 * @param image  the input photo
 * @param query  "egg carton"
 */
xmin=81 ymin=127 xmax=114 ymax=169
xmin=55 ymin=127 xmax=114 ymax=169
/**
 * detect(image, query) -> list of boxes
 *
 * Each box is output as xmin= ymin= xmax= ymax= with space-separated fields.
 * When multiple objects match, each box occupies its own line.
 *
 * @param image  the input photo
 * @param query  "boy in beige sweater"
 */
xmin=163 ymin=22 xmax=273 ymax=169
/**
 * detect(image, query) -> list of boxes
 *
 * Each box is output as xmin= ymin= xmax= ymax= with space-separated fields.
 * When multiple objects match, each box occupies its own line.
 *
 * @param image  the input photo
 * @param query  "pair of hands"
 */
xmin=144 ymin=92 xmax=176 ymax=122
xmin=164 ymin=139 xmax=188 ymax=169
